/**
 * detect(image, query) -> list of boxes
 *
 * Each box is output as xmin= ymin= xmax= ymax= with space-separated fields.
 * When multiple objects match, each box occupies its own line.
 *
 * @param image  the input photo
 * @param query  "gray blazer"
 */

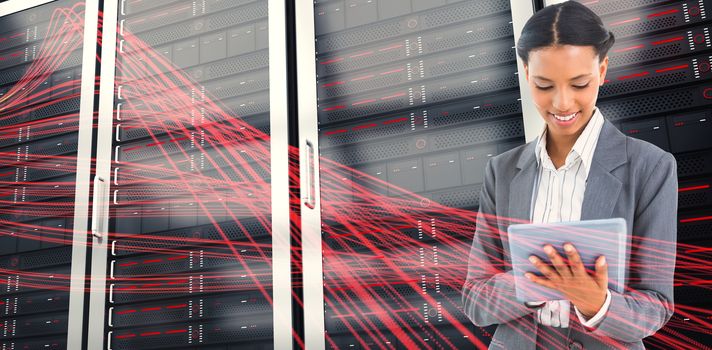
xmin=462 ymin=120 xmax=678 ymax=350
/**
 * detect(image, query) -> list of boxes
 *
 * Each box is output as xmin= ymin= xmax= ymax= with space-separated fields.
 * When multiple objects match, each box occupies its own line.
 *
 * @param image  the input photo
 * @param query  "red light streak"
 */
xmin=319 ymin=57 xmax=344 ymax=65
xmin=323 ymin=105 xmax=345 ymax=111
xmin=613 ymin=44 xmax=645 ymax=53
xmin=609 ymin=17 xmax=640 ymax=26
xmin=679 ymin=184 xmax=709 ymax=192
xmin=680 ymin=216 xmax=712 ymax=223
xmin=648 ymin=8 xmax=679 ymax=18
xmin=655 ymin=64 xmax=688 ymax=73
xmin=353 ymin=123 xmax=377 ymax=131
xmin=383 ymin=117 xmax=408 ymax=124
xmin=651 ymin=36 xmax=684 ymax=45
xmin=617 ymin=71 xmax=650 ymax=80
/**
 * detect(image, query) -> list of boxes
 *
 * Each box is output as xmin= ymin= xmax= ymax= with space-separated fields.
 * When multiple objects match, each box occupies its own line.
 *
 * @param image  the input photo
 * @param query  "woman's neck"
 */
xmin=546 ymin=132 xmax=579 ymax=169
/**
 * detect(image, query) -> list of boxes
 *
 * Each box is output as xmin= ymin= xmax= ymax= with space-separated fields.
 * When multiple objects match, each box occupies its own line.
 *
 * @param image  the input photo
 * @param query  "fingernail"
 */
xmin=564 ymin=244 xmax=573 ymax=252
xmin=544 ymin=245 xmax=554 ymax=254
xmin=525 ymin=273 xmax=533 ymax=280
xmin=599 ymin=256 xmax=606 ymax=265
xmin=529 ymin=256 xmax=537 ymax=263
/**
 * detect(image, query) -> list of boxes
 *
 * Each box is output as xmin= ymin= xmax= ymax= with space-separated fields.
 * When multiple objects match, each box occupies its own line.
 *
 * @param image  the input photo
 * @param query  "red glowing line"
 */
xmin=680 ymin=216 xmax=712 ymax=223
xmin=378 ymin=44 xmax=403 ymax=51
xmin=167 ymin=255 xmax=188 ymax=260
xmin=165 ymin=304 xmax=187 ymax=309
xmin=140 ymin=331 xmax=161 ymax=337
xmin=116 ymin=309 xmax=136 ymax=315
xmin=383 ymin=117 xmax=408 ymax=124
xmin=118 ymin=262 xmax=138 ymax=267
xmin=353 ymin=123 xmax=377 ymax=131
xmin=116 ymin=334 xmax=136 ymax=339
xmin=325 ymin=129 xmax=347 ymax=136
xmin=319 ymin=57 xmax=343 ymax=65
xmin=123 ymin=145 xmax=142 ymax=152
xmin=380 ymin=68 xmax=404 ymax=75
xmin=352 ymin=99 xmax=377 ymax=106
xmin=322 ymin=81 xmax=345 ymax=88
xmin=166 ymin=279 xmax=187 ymax=285
xmin=351 ymin=74 xmax=375 ymax=81
xmin=655 ymin=64 xmax=688 ymax=73
xmin=609 ymin=17 xmax=641 ymax=26
xmin=141 ymin=307 xmax=161 ymax=312
xmin=690 ymin=280 xmax=712 ymax=286
xmin=651 ymin=36 xmax=684 ymax=45
xmin=685 ymin=247 xmax=712 ymax=253
xmin=350 ymin=51 xmax=374 ymax=58
xmin=648 ymin=8 xmax=679 ymax=18
xmin=613 ymin=44 xmax=645 ymax=53
xmin=617 ymin=71 xmax=650 ymax=80
xmin=679 ymin=184 xmax=709 ymax=192
xmin=323 ymin=105 xmax=345 ymax=112
xmin=165 ymin=329 xmax=187 ymax=334
xmin=380 ymin=92 xmax=406 ymax=100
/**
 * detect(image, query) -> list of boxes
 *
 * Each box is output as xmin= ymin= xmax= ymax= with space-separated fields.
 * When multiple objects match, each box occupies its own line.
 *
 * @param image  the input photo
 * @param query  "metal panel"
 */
xmin=0 ymin=1 xmax=97 ymax=349
xmin=296 ymin=0 xmax=325 ymax=348
xmin=88 ymin=1 xmax=291 ymax=349
xmin=300 ymin=0 xmax=534 ymax=349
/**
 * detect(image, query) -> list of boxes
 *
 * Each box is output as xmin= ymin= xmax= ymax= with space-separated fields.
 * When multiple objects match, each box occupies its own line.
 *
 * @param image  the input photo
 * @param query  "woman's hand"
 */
xmin=525 ymin=243 xmax=608 ymax=318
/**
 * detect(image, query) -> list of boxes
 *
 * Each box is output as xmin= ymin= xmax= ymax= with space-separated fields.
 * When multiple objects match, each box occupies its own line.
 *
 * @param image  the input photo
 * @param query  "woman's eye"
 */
xmin=573 ymin=83 xmax=590 ymax=89
xmin=535 ymin=86 xmax=553 ymax=90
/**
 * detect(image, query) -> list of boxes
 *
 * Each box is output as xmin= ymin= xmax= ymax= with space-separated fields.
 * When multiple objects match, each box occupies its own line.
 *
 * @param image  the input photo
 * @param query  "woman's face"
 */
xmin=524 ymin=45 xmax=608 ymax=140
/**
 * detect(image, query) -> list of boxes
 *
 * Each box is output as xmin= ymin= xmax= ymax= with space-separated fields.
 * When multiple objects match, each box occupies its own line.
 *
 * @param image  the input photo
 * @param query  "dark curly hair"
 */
xmin=516 ymin=1 xmax=615 ymax=64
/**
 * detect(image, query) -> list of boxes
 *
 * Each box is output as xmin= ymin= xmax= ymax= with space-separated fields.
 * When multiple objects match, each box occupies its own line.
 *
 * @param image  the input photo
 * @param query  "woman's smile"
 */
xmin=550 ymin=111 xmax=581 ymax=126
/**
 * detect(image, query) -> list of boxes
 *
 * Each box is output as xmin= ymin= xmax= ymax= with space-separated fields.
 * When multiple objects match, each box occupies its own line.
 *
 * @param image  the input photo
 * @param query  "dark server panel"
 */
xmin=313 ymin=0 xmax=525 ymax=348
xmin=106 ymin=0 xmax=273 ymax=349
xmin=577 ymin=0 xmax=712 ymax=348
xmin=0 ymin=1 xmax=86 ymax=349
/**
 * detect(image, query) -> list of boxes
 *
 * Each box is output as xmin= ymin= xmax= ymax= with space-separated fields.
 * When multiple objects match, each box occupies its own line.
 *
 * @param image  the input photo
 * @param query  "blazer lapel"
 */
xmin=581 ymin=121 xmax=627 ymax=220
xmin=509 ymin=142 xmax=538 ymax=222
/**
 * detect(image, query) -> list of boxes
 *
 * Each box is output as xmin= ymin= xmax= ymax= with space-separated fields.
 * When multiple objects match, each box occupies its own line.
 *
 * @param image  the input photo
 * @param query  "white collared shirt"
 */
xmin=530 ymin=108 xmax=611 ymax=329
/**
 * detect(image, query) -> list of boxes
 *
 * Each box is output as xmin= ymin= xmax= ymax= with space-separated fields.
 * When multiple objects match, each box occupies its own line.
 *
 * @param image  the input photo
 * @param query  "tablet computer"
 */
xmin=507 ymin=218 xmax=628 ymax=302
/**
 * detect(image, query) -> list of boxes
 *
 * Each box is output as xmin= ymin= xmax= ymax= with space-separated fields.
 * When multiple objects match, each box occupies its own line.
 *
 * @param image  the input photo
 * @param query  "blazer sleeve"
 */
xmin=589 ymin=152 xmax=677 ymax=342
xmin=462 ymin=158 xmax=535 ymax=327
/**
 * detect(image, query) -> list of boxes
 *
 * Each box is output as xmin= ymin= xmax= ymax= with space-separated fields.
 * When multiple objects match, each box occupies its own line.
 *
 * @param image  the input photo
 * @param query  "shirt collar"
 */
xmin=534 ymin=108 xmax=605 ymax=175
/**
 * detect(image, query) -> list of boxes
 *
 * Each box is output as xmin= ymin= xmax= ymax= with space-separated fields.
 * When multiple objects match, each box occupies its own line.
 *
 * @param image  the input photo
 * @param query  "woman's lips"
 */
xmin=550 ymin=111 xmax=580 ymax=126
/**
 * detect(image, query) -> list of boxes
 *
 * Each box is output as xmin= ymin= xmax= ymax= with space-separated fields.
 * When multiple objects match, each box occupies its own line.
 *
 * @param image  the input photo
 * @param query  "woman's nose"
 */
xmin=552 ymin=89 xmax=573 ymax=112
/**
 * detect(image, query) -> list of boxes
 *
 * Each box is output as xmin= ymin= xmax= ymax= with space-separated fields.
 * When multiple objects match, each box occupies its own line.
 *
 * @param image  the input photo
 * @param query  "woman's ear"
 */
xmin=523 ymin=64 xmax=530 ymax=83
xmin=599 ymin=56 xmax=609 ymax=86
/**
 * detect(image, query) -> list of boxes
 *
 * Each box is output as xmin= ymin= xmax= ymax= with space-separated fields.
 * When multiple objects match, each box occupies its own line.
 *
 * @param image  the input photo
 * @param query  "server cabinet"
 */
xmin=0 ymin=1 xmax=98 ymax=349
xmin=87 ymin=0 xmax=293 ymax=349
xmin=543 ymin=1 xmax=711 ymax=349
xmin=297 ymin=1 xmax=535 ymax=348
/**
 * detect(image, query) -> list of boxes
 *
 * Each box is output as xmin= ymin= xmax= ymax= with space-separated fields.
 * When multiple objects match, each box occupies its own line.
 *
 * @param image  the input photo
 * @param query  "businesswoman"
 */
xmin=462 ymin=2 xmax=677 ymax=349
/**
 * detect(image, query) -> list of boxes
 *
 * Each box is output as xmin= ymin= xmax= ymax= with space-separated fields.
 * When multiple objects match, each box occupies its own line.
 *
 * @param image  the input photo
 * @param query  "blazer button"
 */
xmin=569 ymin=341 xmax=584 ymax=350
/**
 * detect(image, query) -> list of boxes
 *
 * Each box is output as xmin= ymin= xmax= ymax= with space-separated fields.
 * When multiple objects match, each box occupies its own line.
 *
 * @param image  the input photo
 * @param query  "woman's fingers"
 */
xmin=563 ymin=243 xmax=587 ymax=276
xmin=544 ymin=245 xmax=572 ymax=278
xmin=594 ymin=255 xmax=608 ymax=288
xmin=525 ymin=272 xmax=556 ymax=290
xmin=529 ymin=255 xmax=560 ymax=281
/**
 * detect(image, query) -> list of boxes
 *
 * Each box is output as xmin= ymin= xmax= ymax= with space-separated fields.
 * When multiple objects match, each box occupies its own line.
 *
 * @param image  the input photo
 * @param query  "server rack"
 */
xmin=87 ymin=0 xmax=292 ymax=349
xmin=543 ymin=0 xmax=712 ymax=348
xmin=0 ymin=1 xmax=98 ymax=349
xmin=297 ymin=1 xmax=537 ymax=349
